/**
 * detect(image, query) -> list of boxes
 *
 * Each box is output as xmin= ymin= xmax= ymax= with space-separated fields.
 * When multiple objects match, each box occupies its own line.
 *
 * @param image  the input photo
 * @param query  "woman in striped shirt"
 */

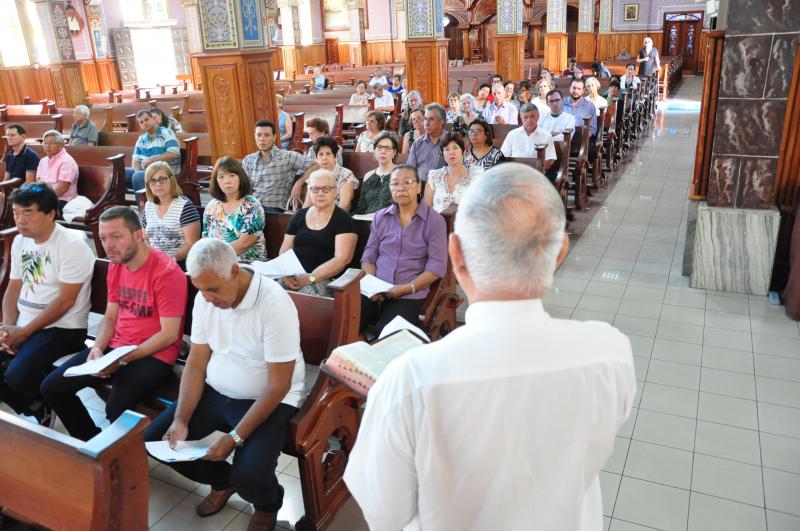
xmin=141 ymin=162 xmax=201 ymax=269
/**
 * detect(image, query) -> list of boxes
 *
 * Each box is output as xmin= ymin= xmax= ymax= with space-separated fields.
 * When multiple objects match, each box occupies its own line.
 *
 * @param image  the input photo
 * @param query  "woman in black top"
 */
xmin=353 ymin=131 xmax=397 ymax=215
xmin=465 ymin=119 xmax=505 ymax=169
xmin=279 ymin=169 xmax=357 ymax=296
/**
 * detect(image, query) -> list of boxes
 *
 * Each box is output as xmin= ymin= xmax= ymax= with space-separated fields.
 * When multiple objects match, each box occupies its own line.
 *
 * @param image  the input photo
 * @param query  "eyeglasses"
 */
xmin=389 ymin=179 xmax=418 ymax=189
xmin=309 ymin=186 xmax=335 ymax=194
xmin=149 ymin=176 xmax=172 ymax=185
xmin=375 ymin=144 xmax=395 ymax=152
xmin=20 ymin=184 xmax=45 ymax=192
xmin=468 ymin=129 xmax=484 ymax=135
xmin=547 ymin=98 xmax=562 ymax=104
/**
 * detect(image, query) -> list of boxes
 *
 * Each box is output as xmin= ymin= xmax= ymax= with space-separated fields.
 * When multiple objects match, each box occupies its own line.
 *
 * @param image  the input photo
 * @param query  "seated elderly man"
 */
xmin=371 ymin=80 xmax=395 ymax=112
xmin=36 ymin=130 xmax=79 ymax=208
xmin=500 ymin=103 xmax=558 ymax=182
xmin=483 ymin=83 xmax=519 ymax=125
xmin=407 ymin=104 xmax=447 ymax=182
xmin=144 ymin=239 xmax=306 ymax=531
xmin=69 ymin=105 xmax=98 ymax=146
xmin=345 ymin=163 xmax=636 ymax=530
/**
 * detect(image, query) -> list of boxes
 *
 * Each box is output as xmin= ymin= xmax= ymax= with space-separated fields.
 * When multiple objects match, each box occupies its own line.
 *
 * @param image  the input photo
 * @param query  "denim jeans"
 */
xmin=125 ymin=168 xmax=146 ymax=192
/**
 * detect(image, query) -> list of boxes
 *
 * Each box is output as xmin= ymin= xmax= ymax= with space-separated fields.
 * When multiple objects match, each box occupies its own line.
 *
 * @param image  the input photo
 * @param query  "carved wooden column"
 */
xmin=544 ymin=0 xmax=567 ymax=72
xmin=576 ymin=0 xmax=595 ymax=61
xmin=461 ymin=26 xmax=471 ymax=61
xmin=404 ymin=0 xmax=448 ymax=104
xmin=531 ymin=21 xmax=542 ymax=57
xmin=495 ymin=0 xmax=525 ymax=81
xmin=195 ymin=0 xmax=278 ymax=159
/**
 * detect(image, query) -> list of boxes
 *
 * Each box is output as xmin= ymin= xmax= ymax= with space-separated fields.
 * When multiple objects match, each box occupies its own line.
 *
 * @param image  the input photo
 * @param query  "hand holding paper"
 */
xmin=360 ymin=274 xmax=394 ymax=298
xmin=63 ymin=345 xmax=138 ymax=377
xmin=145 ymin=440 xmax=210 ymax=462
xmin=252 ymin=250 xmax=307 ymax=278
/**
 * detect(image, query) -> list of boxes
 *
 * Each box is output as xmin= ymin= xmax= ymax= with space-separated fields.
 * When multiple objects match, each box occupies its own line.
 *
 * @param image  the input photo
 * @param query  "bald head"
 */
xmin=454 ymin=163 xmax=567 ymax=299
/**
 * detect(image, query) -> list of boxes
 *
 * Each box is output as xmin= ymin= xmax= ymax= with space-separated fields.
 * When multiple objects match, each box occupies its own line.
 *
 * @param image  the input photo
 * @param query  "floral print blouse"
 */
xmin=202 ymin=195 xmax=267 ymax=263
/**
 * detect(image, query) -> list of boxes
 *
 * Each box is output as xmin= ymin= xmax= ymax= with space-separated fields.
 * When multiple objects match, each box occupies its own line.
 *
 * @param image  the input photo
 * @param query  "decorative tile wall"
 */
xmin=578 ymin=0 xmax=594 ymax=32
xmin=238 ymin=0 xmax=265 ymax=47
xmin=406 ymin=0 xmax=442 ymax=38
xmin=612 ymin=0 xmax=707 ymax=31
xmin=546 ymin=0 xmax=566 ymax=33
xmin=497 ymin=0 xmax=523 ymax=35
xmin=199 ymin=0 xmax=239 ymax=49
xmin=50 ymin=2 xmax=76 ymax=62
xmin=599 ymin=0 xmax=612 ymax=33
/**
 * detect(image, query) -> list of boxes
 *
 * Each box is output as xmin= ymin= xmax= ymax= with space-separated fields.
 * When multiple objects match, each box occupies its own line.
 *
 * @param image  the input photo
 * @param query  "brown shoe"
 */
xmin=246 ymin=510 xmax=277 ymax=531
xmin=195 ymin=486 xmax=236 ymax=517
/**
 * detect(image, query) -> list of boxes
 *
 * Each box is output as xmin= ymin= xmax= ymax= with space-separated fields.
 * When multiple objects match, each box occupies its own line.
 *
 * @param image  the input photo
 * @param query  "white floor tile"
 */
xmin=697 ymin=392 xmax=758 ymax=430
xmin=702 ymin=346 xmax=754 ymax=374
xmin=150 ymin=494 xmax=239 ymax=531
xmin=633 ymin=409 xmax=696 ymax=451
xmin=687 ymin=492 xmax=767 ymax=531
xmin=694 ymin=420 xmax=761 ymax=465
xmin=758 ymin=402 xmax=800 ymax=439
xmin=646 ymin=359 xmax=701 ymax=390
xmin=651 ymin=339 xmax=702 ymax=366
xmin=760 ymin=432 xmax=800 ymax=474
xmin=767 ymin=510 xmax=800 ymax=531
xmin=639 ymin=382 xmax=698 ymax=418
xmin=613 ymin=476 xmax=689 ymax=531
xmin=692 ymin=453 xmax=764 ymax=506
xmin=756 ymin=376 xmax=800 ymax=408
xmin=700 ymin=367 xmax=757 ymax=400
xmin=763 ymin=467 xmax=800 ymax=516
xmin=623 ymin=439 xmax=693 ymax=489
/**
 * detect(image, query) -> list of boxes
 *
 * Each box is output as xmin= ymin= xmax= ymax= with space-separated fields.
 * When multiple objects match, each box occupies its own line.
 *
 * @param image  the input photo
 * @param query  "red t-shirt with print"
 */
xmin=107 ymin=248 xmax=187 ymax=365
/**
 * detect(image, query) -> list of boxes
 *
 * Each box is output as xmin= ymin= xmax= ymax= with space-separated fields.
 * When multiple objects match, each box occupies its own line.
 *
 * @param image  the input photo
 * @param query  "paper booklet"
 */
xmin=321 ymin=318 xmax=430 ymax=396
xmin=63 ymin=345 xmax=138 ymax=377
xmin=145 ymin=440 xmax=210 ymax=462
xmin=360 ymin=274 xmax=395 ymax=298
xmin=252 ymin=249 xmax=307 ymax=278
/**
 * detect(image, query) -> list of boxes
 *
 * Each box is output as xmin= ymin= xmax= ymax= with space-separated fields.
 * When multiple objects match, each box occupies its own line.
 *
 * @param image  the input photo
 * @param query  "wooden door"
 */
xmin=567 ymin=6 xmax=578 ymax=59
xmin=445 ymin=21 xmax=463 ymax=60
xmin=662 ymin=13 xmax=703 ymax=74
xmin=484 ymin=21 xmax=497 ymax=62
xmin=325 ymin=38 xmax=339 ymax=64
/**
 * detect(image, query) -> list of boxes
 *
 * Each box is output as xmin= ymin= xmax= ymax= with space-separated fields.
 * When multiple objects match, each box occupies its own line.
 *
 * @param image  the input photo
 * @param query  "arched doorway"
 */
xmin=444 ymin=13 xmax=463 ymax=60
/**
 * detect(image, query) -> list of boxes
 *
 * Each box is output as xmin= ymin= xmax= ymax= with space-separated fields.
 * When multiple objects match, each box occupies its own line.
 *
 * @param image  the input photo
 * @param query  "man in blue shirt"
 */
xmin=3 ymin=124 xmax=39 ymax=182
xmin=564 ymin=79 xmax=599 ymax=160
xmin=128 ymin=109 xmax=181 ymax=191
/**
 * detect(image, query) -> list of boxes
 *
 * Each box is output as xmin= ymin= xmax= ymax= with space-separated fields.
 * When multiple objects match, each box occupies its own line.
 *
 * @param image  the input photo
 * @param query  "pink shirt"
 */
xmin=37 ymin=148 xmax=79 ymax=201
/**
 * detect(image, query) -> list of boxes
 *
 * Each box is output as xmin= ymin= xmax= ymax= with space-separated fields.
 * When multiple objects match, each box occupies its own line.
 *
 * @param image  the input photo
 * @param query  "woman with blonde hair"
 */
xmin=531 ymin=79 xmax=553 ymax=116
xmin=140 ymin=161 xmax=201 ymax=268
xmin=356 ymin=110 xmax=386 ymax=153
xmin=584 ymin=77 xmax=608 ymax=116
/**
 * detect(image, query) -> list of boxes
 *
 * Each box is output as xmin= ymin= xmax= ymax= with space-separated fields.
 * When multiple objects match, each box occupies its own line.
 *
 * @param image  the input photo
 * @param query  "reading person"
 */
xmin=345 ymin=163 xmax=636 ymax=530
xmin=143 ymin=239 xmax=306 ymax=531
xmin=41 ymin=206 xmax=188 ymax=441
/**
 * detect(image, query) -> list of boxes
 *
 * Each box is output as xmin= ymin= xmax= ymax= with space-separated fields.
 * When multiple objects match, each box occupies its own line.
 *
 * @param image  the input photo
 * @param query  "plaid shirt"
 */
xmin=242 ymin=147 xmax=312 ymax=209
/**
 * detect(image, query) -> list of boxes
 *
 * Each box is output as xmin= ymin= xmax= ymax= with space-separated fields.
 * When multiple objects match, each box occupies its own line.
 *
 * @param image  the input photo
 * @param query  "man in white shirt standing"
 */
xmin=345 ymin=163 xmax=636 ymax=531
xmin=483 ymin=83 xmax=519 ymax=125
xmin=501 ymin=103 xmax=558 ymax=182
xmin=539 ymin=88 xmax=577 ymax=141
xmin=144 ymin=239 xmax=306 ymax=531
xmin=0 ymin=183 xmax=94 ymax=425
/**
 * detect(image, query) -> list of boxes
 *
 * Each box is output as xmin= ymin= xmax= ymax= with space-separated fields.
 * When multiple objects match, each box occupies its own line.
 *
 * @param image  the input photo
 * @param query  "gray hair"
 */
xmin=308 ymin=168 xmax=336 ymax=187
xmin=186 ymin=238 xmax=239 ymax=279
xmin=42 ymin=130 xmax=65 ymax=144
xmin=455 ymin=163 xmax=566 ymax=296
xmin=519 ymin=103 xmax=539 ymax=115
xmin=406 ymin=90 xmax=422 ymax=103
xmin=424 ymin=103 xmax=446 ymax=121
xmin=74 ymin=104 xmax=90 ymax=118
xmin=460 ymin=93 xmax=476 ymax=108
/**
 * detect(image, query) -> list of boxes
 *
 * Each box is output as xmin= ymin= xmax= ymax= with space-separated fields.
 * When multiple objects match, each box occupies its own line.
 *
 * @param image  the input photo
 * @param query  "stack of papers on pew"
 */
xmin=252 ymin=250 xmax=307 ymax=278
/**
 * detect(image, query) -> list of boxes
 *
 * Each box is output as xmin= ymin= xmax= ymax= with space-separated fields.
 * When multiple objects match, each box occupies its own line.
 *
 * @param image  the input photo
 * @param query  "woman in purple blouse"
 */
xmin=360 ymin=164 xmax=449 ymax=334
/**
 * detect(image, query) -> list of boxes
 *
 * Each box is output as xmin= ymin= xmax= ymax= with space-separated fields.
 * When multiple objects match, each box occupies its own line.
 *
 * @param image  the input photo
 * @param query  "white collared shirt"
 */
xmin=371 ymin=91 xmax=395 ymax=109
xmin=482 ymin=100 xmax=519 ymax=125
xmin=191 ymin=270 xmax=306 ymax=406
xmin=344 ymin=299 xmax=636 ymax=531
xmin=500 ymin=125 xmax=558 ymax=161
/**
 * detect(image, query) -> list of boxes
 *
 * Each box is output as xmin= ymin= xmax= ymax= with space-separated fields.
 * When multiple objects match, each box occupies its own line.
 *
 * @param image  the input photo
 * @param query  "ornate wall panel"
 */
xmin=599 ymin=0 xmax=612 ymax=33
xmin=546 ymin=0 xmax=566 ymax=33
xmin=199 ymin=0 xmax=240 ymax=49
xmin=578 ymin=0 xmax=594 ymax=32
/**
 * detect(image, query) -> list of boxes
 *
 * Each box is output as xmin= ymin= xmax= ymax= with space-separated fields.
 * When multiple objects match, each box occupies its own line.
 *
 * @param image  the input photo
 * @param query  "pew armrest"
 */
xmin=78 ymin=410 xmax=149 ymax=458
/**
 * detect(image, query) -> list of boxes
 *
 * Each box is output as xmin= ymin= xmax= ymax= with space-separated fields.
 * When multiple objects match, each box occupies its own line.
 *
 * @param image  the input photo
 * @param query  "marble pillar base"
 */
xmin=691 ymin=203 xmax=780 ymax=295
xmin=682 ymin=200 xmax=699 ymax=276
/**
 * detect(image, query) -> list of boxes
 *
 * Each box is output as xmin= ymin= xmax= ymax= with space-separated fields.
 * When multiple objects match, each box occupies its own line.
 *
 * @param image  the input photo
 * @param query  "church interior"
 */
xmin=0 ymin=0 xmax=799 ymax=530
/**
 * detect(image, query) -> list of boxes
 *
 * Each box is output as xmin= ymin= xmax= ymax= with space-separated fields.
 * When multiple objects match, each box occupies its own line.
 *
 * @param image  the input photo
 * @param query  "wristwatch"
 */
xmin=229 ymin=429 xmax=245 ymax=448
xmin=308 ymin=273 xmax=317 ymax=284
xmin=118 ymin=359 xmax=128 ymax=367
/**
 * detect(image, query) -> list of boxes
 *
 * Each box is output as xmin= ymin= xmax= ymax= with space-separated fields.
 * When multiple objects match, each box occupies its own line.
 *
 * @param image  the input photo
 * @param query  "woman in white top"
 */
xmin=140 ymin=161 xmax=201 ymax=268
xmin=303 ymin=136 xmax=359 ymax=211
xmin=355 ymin=110 xmax=386 ymax=153
xmin=424 ymin=133 xmax=482 ymax=213
xmin=349 ymin=80 xmax=369 ymax=105
xmin=620 ymin=63 xmax=642 ymax=91
xmin=531 ymin=79 xmax=553 ymax=116
xmin=584 ymin=77 xmax=608 ymax=116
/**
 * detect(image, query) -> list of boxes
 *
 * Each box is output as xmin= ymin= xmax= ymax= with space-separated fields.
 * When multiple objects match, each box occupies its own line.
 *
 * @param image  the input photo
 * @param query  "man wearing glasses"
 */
xmin=36 ymin=130 xmax=79 ymax=210
xmin=538 ymin=89 xmax=576 ymax=142
xmin=407 ymin=104 xmax=447 ymax=182
xmin=0 ymin=184 xmax=94 ymax=426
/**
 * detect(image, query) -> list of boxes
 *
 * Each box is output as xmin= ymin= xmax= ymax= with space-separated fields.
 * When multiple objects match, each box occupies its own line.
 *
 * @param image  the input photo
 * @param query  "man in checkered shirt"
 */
xmin=242 ymin=120 xmax=312 ymax=212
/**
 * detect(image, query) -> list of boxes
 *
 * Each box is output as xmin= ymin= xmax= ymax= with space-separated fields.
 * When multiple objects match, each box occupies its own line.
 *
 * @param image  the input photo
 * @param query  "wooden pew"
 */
xmin=0 ymin=178 xmax=23 ymax=231
xmin=0 ymin=116 xmax=65 ymax=141
xmin=98 ymin=130 xmax=211 ymax=167
xmin=0 ymin=409 xmax=150 ymax=531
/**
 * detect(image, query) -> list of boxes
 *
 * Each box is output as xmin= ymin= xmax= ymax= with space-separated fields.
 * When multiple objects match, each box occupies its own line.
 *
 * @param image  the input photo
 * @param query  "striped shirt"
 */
xmin=141 ymin=196 xmax=200 ymax=259
xmin=132 ymin=126 xmax=182 ymax=176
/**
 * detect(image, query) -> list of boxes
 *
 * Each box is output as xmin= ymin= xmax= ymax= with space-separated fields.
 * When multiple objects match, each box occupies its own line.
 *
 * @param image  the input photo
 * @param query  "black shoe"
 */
xmin=28 ymin=401 xmax=55 ymax=429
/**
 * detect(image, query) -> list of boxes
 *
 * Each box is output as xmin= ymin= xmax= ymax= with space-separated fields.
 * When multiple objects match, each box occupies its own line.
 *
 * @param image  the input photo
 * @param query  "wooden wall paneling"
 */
xmin=300 ymin=44 xmax=327 ymax=68
xmin=199 ymin=61 xmax=248 ymax=160
xmin=47 ymin=66 xmax=69 ymax=107
xmin=0 ymin=66 xmax=60 ymax=104
xmin=484 ymin=22 xmax=497 ymax=61
xmin=690 ymin=31 xmax=725 ymax=200
xmin=597 ymin=32 xmax=662 ymax=61
xmin=575 ymin=32 xmax=595 ymax=61
xmin=404 ymin=39 xmax=449 ymax=105
xmin=494 ymin=35 xmax=525 ymax=84
xmin=337 ymin=43 xmax=353 ymax=66
xmin=281 ymin=46 xmax=299 ymax=80
xmin=697 ymin=30 xmax=709 ymax=72
xmin=62 ymin=63 xmax=88 ymax=106
xmin=364 ymin=41 xmax=394 ymax=65
xmin=243 ymin=56 xmax=280 ymax=146
xmin=80 ymin=61 xmax=101 ymax=94
xmin=392 ymin=41 xmax=405 ymax=63
xmin=545 ymin=33 xmax=568 ymax=73
xmin=189 ymin=53 xmax=202 ymax=89
xmin=97 ymin=59 xmax=121 ymax=92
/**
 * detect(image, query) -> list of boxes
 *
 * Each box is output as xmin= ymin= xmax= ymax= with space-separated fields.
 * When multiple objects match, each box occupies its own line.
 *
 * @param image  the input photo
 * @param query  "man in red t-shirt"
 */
xmin=42 ymin=206 xmax=187 ymax=441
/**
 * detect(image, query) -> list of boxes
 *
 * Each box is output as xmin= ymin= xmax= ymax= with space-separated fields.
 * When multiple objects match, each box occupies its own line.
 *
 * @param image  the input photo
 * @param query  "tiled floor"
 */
xmin=5 ymin=76 xmax=800 ymax=530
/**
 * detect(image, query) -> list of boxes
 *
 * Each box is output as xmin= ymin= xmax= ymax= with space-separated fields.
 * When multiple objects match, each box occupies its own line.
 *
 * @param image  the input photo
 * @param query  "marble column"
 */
xmin=338 ymin=0 xmax=367 ymax=66
xmin=277 ymin=0 xmax=304 ymax=78
xmin=182 ymin=0 xmax=204 ymax=88
xmin=404 ymin=0 xmax=448 ymax=104
xmin=544 ymin=0 xmax=567 ymax=72
xmin=576 ymin=0 xmax=594 ymax=61
xmin=495 ymin=0 xmax=525 ymax=82
xmin=691 ymin=204 xmax=781 ymax=295
xmin=598 ymin=0 xmax=612 ymax=59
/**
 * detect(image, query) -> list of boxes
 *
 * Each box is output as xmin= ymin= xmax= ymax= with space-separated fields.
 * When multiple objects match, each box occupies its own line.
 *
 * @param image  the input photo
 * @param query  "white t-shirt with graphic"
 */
xmin=10 ymin=224 xmax=95 ymax=329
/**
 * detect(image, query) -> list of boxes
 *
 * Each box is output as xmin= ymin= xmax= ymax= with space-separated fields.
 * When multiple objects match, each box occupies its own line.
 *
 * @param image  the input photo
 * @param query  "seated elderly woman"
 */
xmin=203 ymin=156 xmax=267 ymax=263
xmin=279 ymin=169 xmax=357 ymax=295
xmin=349 ymin=80 xmax=370 ymax=105
xmin=465 ymin=120 xmax=504 ymax=169
xmin=398 ymin=90 xmax=423 ymax=137
xmin=360 ymin=164 xmax=448 ymax=333
xmin=355 ymin=110 xmax=386 ymax=153
xmin=302 ymin=136 xmax=359 ymax=211
xmin=425 ymin=133 xmax=483 ymax=213
xmin=276 ymin=94 xmax=293 ymax=149
xmin=140 ymin=161 xmax=201 ymax=268
xmin=353 ymin=131 xmax=398 ymax=215
xmin=304 ymin=117 xmax=343 ymax=166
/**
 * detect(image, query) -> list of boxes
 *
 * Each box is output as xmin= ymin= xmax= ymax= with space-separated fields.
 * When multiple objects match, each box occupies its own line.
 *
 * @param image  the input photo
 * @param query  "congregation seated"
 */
xmin=140 ymin=161 xmax=201 ymax=269
xmin=561 ymin=58 xmax=579 ymax=78
xmin=504 ymin=81 xmax=517 ymax=109
xmin=514 ymin=80 xmax=534 ymax=109
xmin=312 ymin=67 xmax=326 ymax=91
xmin=425 ymin=133 xmax=482 ymax=213
xmin=360 ymin=165 xmax=447 ymax=334
xmin=3 ymin=124 xmax=39 ymax=182
xmin=501 ymin=104 xmax=557 ymax=181
xmin=475 ymin=83 xmax=492 ymax=117
xmin=593 ymin=61 xmax=612 ymax=79
xmin=617 ymin=47 xmax=632 ymax=60
xmin=143 ymin=238 xmax=306 ymax=531
xmin=349 ymin=80 xmax=370 ymax=105
xmin=276 ymin=94 xmax=293 ymax=149
xmin=585 ymin=77 xmax=608 ymax=115
xmin=620 ymin=64 xmax=642 ymax=91
xmin=539 ymin=89 xmax=576 ymax=140
xmin=303 ymin=117 xmax=344 ymax=165
xmin=401 ymin=108 xmax=425 ymax=154
xmin=69 ymin=105 xmax=98 ymax=146
xmin=355 ymin=110 xmax=386 ymax=153
xmin=352 ymin=131 xmax=398 ymax=215
xmin=128 ymin=108 xmax=182 ymax=192
xmin=280 ymin=169 xmax=357 ymax=295
xmin=41 ymin=206 xmax=188 ymax=441
xmin=408 ymin=103 xmax=447 ymax=182
xmin=532 ymin=78 xmax=554 ymax=115
xmin=398 ymin=90 xmax=423 ymax=137
xmin=370 ymin=80 xmax=394 ymax=112
xmin=605 ymin=79 xmax=622 ymax=106
xmin=242 ymin=120 xmax=312 ymax=213
xmin=369 ymin=67 xmax=388 ymax=88
xmin=0 ymin=184 xmax=93 ymax=425
xmin=204 ymin=156 xmax=267 ymax=263
xmin=564 ymin=79 xmax=598 ymax=134
xmin=37 ymin=130 xmax=79 ymax=209
xmin=445 ymin=92 xmax=467 ymax=135
xmin=456 ymin=93 xmax=480 ymax=136
xmin=387 ymin=73 xmax=404 ymax=95
xmin=465 ymin=120 xmax=504 ymax=169
xmin=150 ymin=106 xmax=184 ymax=135
xmin=301 ymin=137 xmax=358 ymax=211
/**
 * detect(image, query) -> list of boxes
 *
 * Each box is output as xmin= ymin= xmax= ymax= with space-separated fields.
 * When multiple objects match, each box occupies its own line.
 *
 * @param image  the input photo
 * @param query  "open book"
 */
xmin=321 ymin=318 xmax=430 ymax=396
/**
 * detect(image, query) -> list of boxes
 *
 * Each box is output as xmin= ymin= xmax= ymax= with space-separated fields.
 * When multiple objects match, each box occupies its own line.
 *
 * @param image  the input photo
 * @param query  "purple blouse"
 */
xmin=361 ymin=201 xmax=448 ymax=299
